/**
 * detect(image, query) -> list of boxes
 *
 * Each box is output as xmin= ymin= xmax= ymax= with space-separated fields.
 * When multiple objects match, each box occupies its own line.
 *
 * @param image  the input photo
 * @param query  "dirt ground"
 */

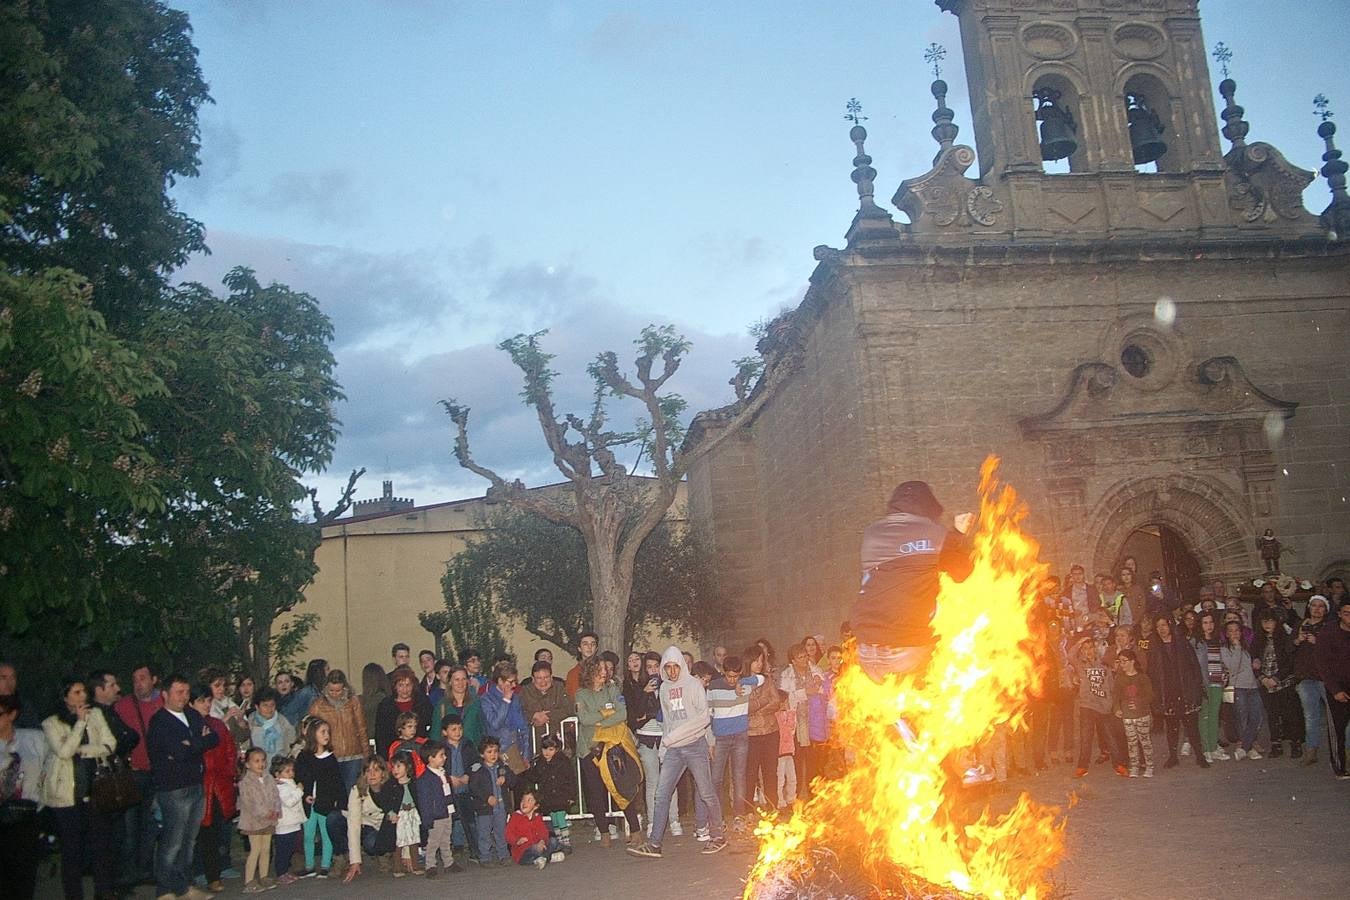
xmin=38 ymin=753 xmax=1348 ymax=899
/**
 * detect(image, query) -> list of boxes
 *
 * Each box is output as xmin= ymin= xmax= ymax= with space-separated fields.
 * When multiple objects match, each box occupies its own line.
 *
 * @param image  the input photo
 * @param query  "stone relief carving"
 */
xmin=1111 ymin=22 xmax=1166 ymax=60
xmin=1020 ymin=21 xmax=1077 ymax=60
xmin=893 ymin=144 xmax=1005 ymax=230
xmin=1224 ymin=142 xmax=1316 ymax=223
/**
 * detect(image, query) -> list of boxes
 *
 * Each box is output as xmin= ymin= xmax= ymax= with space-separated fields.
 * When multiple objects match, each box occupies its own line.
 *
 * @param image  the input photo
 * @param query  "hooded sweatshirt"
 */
xmin=658 ymin=646 xmax=710 ymax=750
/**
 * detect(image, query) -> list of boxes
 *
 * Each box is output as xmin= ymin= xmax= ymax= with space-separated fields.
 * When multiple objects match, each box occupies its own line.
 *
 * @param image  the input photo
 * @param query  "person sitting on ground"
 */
xmin=342 ymin=754 xmax=400 ymax=882
xmin=506 ymin=789 xmax=565 ymax=870
xmin=523 ymin=734 xmax=574 ymax=851
xmin=852 ymin=481 xmax=974 ymax=683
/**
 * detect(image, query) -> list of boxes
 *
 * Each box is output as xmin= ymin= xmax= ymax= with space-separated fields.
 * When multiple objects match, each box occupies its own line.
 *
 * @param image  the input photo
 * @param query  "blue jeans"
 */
xmin=636 ymin=742 xmax=678 ymax=831
xmin=1233 ymin=687 xmax=1263 ymax=751
xmin=155 ymin=785 xmax=204 ymax=896
xmin=711 ymin=731 xmax=749 ymax=818
xmin=475 ymin=807 xmax=508 ymax=862
xmin=650 ymin=742 xmax=723 ymax=847
xmin=337 ymin=758 xmax=363 ymax=794
xmin=1297 ymin=680 xmax=1328 ymax=750
xmin=517 ymin=835 xmax=560 ymax=865
xmin=453 ymin=792 xmax=478 ymax=856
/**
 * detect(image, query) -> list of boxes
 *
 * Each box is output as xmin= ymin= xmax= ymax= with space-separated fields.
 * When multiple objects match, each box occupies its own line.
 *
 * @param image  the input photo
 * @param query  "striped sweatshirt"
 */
xmin=707 ymin=674 xmax=763 ymax=737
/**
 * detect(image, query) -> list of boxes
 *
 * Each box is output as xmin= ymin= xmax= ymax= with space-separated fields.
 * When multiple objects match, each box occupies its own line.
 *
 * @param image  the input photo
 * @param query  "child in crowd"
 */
xmin=523 ymin=734 xmax=573 ymax=851
xmin=440 ymin=714 xmax=480 ymax=861
xmin=1112 ymin=649 xmax=1155 ymax=777
xmin=389 ymin=751 xmax=424 ymax=877
xmin=237 ymin=746 xmax=281 ymax=892
xmin=413 ymin=741 xmax=461 ymax=877
xmin=1071 ymin=639 xmax=1127 ymax=779
xmin=469 ymin=736 xmax=517 ymax=865
xmin=388 ymin=711 xmax=428 ymax=777
xmin=293 ymin=720 xmax=343 ymax=877
xmin=775 ymin=689 xmax=797 ymax=810
xmin=505 ymin=789 xmax=566 ymax=870
xmin=271 ymin=756 xmax=305 ymax=884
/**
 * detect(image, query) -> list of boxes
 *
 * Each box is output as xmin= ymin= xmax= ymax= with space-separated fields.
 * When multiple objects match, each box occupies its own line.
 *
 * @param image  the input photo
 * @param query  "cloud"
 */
xmin=248 ymin=168 xmax=368 ymax=224
xmin=176 ymin=116 xmax=243 ymax=199
xmin=175 ymin=230 xmax=756 ymax=507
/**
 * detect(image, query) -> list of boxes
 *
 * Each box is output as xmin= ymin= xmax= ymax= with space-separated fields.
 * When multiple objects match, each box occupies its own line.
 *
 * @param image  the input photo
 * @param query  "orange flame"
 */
xmin=744 ymin=457 xmax=1065 ymax=899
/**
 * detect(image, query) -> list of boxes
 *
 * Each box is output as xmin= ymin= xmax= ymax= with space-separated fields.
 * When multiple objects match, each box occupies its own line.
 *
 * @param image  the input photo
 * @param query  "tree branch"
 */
xmin=310 ymin=467 xmax=365 ymax=524
xmin=439 ymin=399 xmax=578 ymax=527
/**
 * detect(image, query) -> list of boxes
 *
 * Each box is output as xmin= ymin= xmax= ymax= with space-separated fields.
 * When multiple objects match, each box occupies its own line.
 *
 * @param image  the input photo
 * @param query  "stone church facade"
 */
xmin=687 ymin=0 xmax=1350 ymax=649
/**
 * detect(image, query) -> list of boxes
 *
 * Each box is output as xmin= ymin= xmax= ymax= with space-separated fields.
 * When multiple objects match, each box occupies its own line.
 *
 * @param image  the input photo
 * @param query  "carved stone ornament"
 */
xmin=1224 ymin=142 xmax=1315 ymax=223
xmin=966 ymin=185 xmax=1004 ymax=225
xmin=1111 ymin=22 xmax=1166 ymax=60
xmin=1020 ymin=21 xmax=1077 ymax=60
xmin=894 ymin=145 xmax=1004 ymax=231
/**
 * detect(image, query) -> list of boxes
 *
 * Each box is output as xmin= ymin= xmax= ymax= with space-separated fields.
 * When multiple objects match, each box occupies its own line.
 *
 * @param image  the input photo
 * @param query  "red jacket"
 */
xmin=200 ymin=716 xmax=238 ymax=826
xmin=505 ymin=810 xmax=549 ymax=863
xmin=114 ymin=692 xmax=164 ymax=773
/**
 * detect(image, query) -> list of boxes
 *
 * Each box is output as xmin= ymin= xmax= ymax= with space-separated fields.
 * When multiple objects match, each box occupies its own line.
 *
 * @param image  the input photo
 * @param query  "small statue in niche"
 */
xmin=1257 ymin=528 xmax=1282 ymax=574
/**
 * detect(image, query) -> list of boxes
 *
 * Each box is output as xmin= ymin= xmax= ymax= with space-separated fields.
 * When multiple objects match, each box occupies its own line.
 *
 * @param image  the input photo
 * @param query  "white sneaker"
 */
xmin=669 ymin=821 xmax=683 ymax=837
xmin=694 ymin=826 xmax=710 ymax=842
xmin=532 ymin=857 xmax=547 ymax=870
xmin=1247 ymin=748 xmax=1263 ymax=760
xmin=1203 ymin=751 xmax=1213 ymax=763
xmin=1212 ymin=747 xmax=1232 ymax=761
xmin=1128 ymin=769 xmax=1139 ymax=778
xmin=592 ymin=828 xmax=602 ymax=842
xmin=1179 ymin=742 xmax=1192 ymax=757
xmin=1142 ymin=767 xmax=1154 ymax=778
xmin=549 ymin=851 xmax=565 ymax=863
xmin=1234 ymin=748 xmax=1247 ymax=760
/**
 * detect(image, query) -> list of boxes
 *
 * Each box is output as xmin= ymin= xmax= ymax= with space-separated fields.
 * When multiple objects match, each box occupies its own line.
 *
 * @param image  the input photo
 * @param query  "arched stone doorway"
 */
xmin=1117 ymin=524 xmax=1204 ymax=602
xmin=1089 ymin=475 xmax=1255 ymax=597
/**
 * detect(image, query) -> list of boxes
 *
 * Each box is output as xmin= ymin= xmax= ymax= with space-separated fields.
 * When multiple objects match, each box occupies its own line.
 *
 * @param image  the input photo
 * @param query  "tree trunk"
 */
xmin=583 ymin=518 xmax=632 ymax=654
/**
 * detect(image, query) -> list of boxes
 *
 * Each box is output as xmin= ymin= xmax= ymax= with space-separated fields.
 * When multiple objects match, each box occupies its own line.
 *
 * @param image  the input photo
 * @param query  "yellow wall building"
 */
xmin=296 ymin=479 xmax=689 ymax=677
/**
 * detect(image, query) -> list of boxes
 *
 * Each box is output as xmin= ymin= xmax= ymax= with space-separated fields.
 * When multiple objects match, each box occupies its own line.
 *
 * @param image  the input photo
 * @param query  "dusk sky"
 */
xmin=171 ymin=0 xmax=1350 ymax=510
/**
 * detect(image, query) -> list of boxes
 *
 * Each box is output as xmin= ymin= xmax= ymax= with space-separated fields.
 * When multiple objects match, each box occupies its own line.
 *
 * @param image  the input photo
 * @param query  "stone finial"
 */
xmin=1218 ymin=78 xmax=1248 ymax=150
xmin=931 ymin=79 xmax=959 ymax=152
xmin=1314 ymin=95 xmax=1350 ymax=239
xmin=845 ymin=99 xmax=883 ymax=217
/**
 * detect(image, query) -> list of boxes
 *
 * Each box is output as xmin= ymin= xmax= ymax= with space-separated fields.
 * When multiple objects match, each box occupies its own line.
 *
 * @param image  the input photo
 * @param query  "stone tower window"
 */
xmin=1031 ymin=73 xmax=1087 ymax=175
xmin=1122 ymin=73 xmax=1183 ymax=174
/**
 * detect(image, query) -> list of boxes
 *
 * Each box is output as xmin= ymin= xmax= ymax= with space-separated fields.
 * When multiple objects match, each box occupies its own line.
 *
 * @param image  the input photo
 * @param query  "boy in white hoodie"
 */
xmin=627 ymin=646 xmax=727 ymax=859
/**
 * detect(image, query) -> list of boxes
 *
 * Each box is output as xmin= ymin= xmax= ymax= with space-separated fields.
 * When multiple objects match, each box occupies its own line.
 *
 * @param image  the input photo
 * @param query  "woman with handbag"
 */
xmin=190 ymin=684 xmax=239 ymax=893
xmin=41 ymin=676 xmax=117 ymax=900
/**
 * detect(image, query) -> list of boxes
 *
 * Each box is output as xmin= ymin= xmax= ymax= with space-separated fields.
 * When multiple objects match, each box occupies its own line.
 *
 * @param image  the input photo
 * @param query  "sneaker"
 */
xmin=1212 ymin=747 xmax=1231 ymax=761
xmin=532 ymin=857 xmax=547 ymax=870
xmin=1291 ymin=742 xmax=1304 ymax=759
xmin=446 ymin=862 xmax=464 ymax=873
xmin=1143 ymin=767 xmax=1154 ymax=778
xmin=297 ymin=869 xmax=316 ymax=879
xmin=424 ymin=866 xmax=438 ymax=879
xmin=593 ymin=828 xmax=602 ymax=843
xmin=702 ymin=837 xmax=728 ymax=855
xmin=243 ymin=883 xmax=264 ymax=895
xmin=393 ymin=868 xmax=406 ymax=879
xmin=1073 ymin=767 xmax=1089 ymax=778
xmin=259 ymin=878 xmax=277 ymax=891
xmin=1203 ymin=751 xmax=1213 ymax=763
xmin=627 ymin=841 xmax=663 ymax=858
xmin=1247 ymin=748 xmax=1263 ymax=760
xmin=1128 ymin=768 xmax=1139 ymax=778
xmin=961 ymin=765 xmax=995 ymax=785
xmin=221 ymin=867 xmax=241 ymax=880
xmin=1234 ymin=748 xmax=1248 ymax=761
xmin=549 ymin=851 xmax=565 ymax=863
xmin=1336 ymin=771 xmax=1350 ymax=780
xmin=1303 ymin=747 xmax=1320 ymax=766
xmin=275 ymin=874 xmax=297 ymax=886
xmin=694 ymin=826 xmax=711 ymax=842
xmin=1179 ymin=742 xmax=1191 ymax=757
xmin=1196 ymin=754 xmax=1211 ymax=769
xmin=669 ymin=821 xmax=683 ymax=837
xmin=315 ymin=868 xmax=329 ymax=880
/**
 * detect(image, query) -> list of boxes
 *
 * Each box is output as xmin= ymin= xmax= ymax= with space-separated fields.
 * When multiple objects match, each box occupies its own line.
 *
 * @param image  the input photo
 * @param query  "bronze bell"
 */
xmin=1034 ymin=88 xmax=1078 ymax=162
xmin=1126 ymin=92 xmax=1168 ymax=165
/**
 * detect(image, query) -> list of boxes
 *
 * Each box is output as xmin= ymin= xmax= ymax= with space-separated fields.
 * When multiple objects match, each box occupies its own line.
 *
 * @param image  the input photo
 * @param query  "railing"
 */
xmin=527 ymin=715 xmax=631 ymax=834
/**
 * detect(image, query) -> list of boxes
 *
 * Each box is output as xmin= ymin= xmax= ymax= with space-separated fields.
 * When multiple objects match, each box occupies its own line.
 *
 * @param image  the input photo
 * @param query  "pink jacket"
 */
xmin=776 ymin=708 xmax=797 ymax=757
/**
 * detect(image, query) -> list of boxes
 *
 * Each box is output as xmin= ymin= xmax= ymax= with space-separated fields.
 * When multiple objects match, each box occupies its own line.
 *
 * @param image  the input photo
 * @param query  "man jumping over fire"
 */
xmin=852 ymin=480 xmax=989 ymax=782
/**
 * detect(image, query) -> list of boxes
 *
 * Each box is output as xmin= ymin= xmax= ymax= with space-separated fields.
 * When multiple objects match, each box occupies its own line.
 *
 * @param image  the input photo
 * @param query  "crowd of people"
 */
xmin=2 ymin=558 xmax=1347 ymax=899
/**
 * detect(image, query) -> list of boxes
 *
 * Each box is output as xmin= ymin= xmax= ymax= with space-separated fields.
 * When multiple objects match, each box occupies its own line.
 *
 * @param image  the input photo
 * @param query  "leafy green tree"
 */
xmin=444 ymin=326 xmax=793 ymax=653
xmin=0 ymin=1 xmax=355 ymax=685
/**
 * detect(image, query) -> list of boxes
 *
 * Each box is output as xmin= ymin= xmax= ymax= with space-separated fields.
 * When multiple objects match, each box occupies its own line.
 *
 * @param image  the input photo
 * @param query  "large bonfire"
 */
xmin=744 ymin=457 xmax=1065 ymax=900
